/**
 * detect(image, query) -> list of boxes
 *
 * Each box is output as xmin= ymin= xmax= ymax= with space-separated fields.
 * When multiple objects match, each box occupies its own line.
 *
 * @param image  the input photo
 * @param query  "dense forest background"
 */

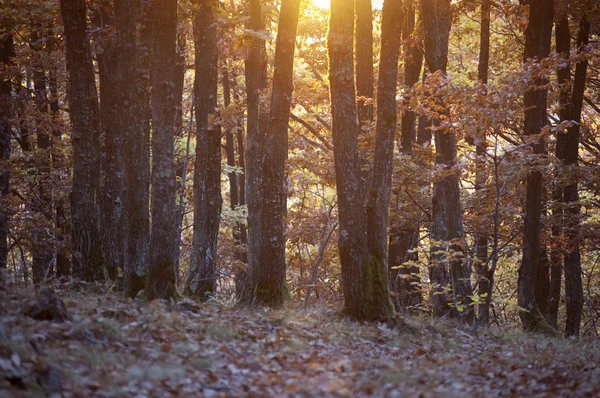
xmin=1 ymin=0 xmax=600 ymax=340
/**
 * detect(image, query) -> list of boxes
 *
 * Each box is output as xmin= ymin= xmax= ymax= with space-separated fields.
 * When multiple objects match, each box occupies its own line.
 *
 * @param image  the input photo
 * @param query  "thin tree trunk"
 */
xmin=115 ymin=0 xmax=150 ymax=296
xmin=186 ymin=0 xmax=222 ymax=300
xmin=563 ymin=16 xmax=588 ymax=337
xmin=59 ymin=0 xmax=104 ymax=282
xmin=548 ymin=7 xmax=570 ymax=329
xmin=0 ymin=31 xmax=13 ymax=276
xmin=517 ymin=0 xmax=555 ymax=333
xmin=146 ymin=0 xmax=178 ymax=300
xmin=475 ymin=0 xmax=490 ymax=324
xmin=48 ymin=45 xmax=71 ymax=278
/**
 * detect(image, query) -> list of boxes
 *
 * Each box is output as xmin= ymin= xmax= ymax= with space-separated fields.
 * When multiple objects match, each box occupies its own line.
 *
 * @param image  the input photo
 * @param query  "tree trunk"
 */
xmin=186 ymin=0 xmax=222 ymax=300
xmin=548 ymin=7 xmax=570 ymax=329
xmin=94 ymin=5 xmax=124 ymax=282
xmin=329 ymin=0 xmax=396 ymax=322
xmin=115 ymin=0 xmax=150 ymax=296
xmin=244 ymin=0 xmax=301 ymax=306
xmin=243 ymin=0 xmax=267 ymax=302
xmin=517 ymin=0 xmax=554 ymax=333
xmin=421 ymin=0 xmax=473 ymax=321
xmin=59 ymin=0 xmax=104 ymax=282
xmin=146 ymin=0 xmax=178 ymax=300
xmin=31 ymin=38 xmax=54 ymax=282
xmin=356 ymin=0 xmax=374 ymax=124
xmin=475 ymin=0 xmax=490 ymax=324
xmin=0 ymin=31 xmax=13 ymax=275
xmin=390 ymin=0 xmax=423 ymax=311
xmin=563 ymin=16 xmax=588 ymax=337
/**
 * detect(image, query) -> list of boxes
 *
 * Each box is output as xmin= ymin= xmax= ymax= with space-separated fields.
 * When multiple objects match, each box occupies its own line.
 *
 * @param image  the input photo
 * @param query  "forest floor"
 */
xmin=1 ymin=284 xmax=600 ymax=397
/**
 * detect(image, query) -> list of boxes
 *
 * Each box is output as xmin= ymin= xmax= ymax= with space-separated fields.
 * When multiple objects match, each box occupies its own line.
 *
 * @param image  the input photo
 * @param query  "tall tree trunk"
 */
xmin=390 ymin=0 xmax=423 ymax=311
xmin=329 ymin=0 xmax=396 ymax=321
xmin=517 ymin=0 xmax=554 ymax=333
xmin=475 ymin=0 xmax=490 ymax=324
xmin=244 ymin=0 xmax=301 ymax=306
xmin=186 ymin=0 xmax=222 ymax=300
xmin=146 ymin=0 xmax=178 ymax=300
xmin=94 ymin=5 xmax=123 ymax=281
xmin=59 ymin=0 xmax=104 ymax=282
xmin=421 ymin=0 xmax=473 ymax=321
xmin=48 ymin=40 xmax=71 ymax=278
xmin=0 ymin=31 xmax=14 ymax=276
xmin=563 ymin=16 xmax=588 ymax=337
xmin=243 ymin=0 xmax=267 ymax=302
xmin=548 ymin=5 xmax=570 ymax=329
xmin=115 ymin=0 xmax=150 ymax=296
xmin=31 ymin=38 xmax=54 ymax=282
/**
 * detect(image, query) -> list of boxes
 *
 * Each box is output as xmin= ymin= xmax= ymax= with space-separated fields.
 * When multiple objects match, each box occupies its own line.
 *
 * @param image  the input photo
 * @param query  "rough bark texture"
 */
xmin=115 ymin=0 xmax=150 ymax=296
xmin=0 ymin=31 xmax=13 ymax=275
xmin=329 ymin=0 xmax=395 ymax=321
xmin=356 ymin=0 xmax=374 ymax=124
xmin=421 ymin=0 xmax=472 ymax=321
xmin=243 ymin=0 xmax=267 ymax=303
xmin=31 ymin=31 xmax=54 ymax=282
xmin=59 ymin=0 xmax=104 ymax=282
xmin=548 ymin=7 xmax=570 ymax=329
xmin=563 ymin=16 xmax=588 ymax=337
xmin=475 ymin=0 xmax=490 ymax=324
xmin=390 ymin=0 xmax=423 ymax=311
xmin=186 ymin=0 xmax=222 ymax=300
xmin=517 ymin=0 xmax=554 ymax=333
xmin=244 ymin=0 xmax=300 ymax=307
xmin=146 ymin=0 xmax=178 ymax=300
xmin=95 ymin=5 xmax=124 ymax=281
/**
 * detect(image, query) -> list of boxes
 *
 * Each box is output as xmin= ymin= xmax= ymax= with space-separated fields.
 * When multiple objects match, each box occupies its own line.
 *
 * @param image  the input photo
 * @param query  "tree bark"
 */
xmin=548 ymin=6 xmax=570 ymax=329
xmin=563 ymin=16 xmax=588 ymax=337
xmin=186 ymin=0 xmax=222 ymax=300
xmin=474 ymin=0 xmax=491 ymax=324
xmin=146 ymin=0 xmax=178 ymax=300
xmin=115 ymin=0 xmax=150 ymax=296
xmin=517 ymin=0 xmax=554 ymax=333
xmin=390 ymin=0 xmax=423 ymax=311
xmin=244 ymin=0 xmax=301 ymax=306
xmin=356 ymin=0 xmax=374 ymax=124
xmin=329 ymin=0 xmax=396 ymax=321
xmin=243 ymin=0 xmax=267 ymax=302
xmin=0 ymin=31 xmax=14 ymax=275
xmin=421 ymin=0 xmax=473 ymax=321
xmin=94 ymin=4 xmax=123 ymax=282
xmin=59 ymin=0 xmax=104 ymax=282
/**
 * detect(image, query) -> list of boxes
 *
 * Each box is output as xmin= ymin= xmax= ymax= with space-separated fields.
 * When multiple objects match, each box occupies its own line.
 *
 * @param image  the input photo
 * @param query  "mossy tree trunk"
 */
xmin=328 ymin=0 xmax=398 ymax=322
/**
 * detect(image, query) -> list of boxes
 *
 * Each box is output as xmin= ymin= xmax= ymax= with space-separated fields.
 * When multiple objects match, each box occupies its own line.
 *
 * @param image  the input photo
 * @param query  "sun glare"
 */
xmin=311 ymin=0 xmax=329 ymax=8
xmin=311 ymin=0 xmax=383 ymax=9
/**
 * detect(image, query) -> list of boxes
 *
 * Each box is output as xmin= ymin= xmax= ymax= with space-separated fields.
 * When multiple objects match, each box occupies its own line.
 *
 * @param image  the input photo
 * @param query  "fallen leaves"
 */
xmin=1 ymin=286 xmax=600 ymax=397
